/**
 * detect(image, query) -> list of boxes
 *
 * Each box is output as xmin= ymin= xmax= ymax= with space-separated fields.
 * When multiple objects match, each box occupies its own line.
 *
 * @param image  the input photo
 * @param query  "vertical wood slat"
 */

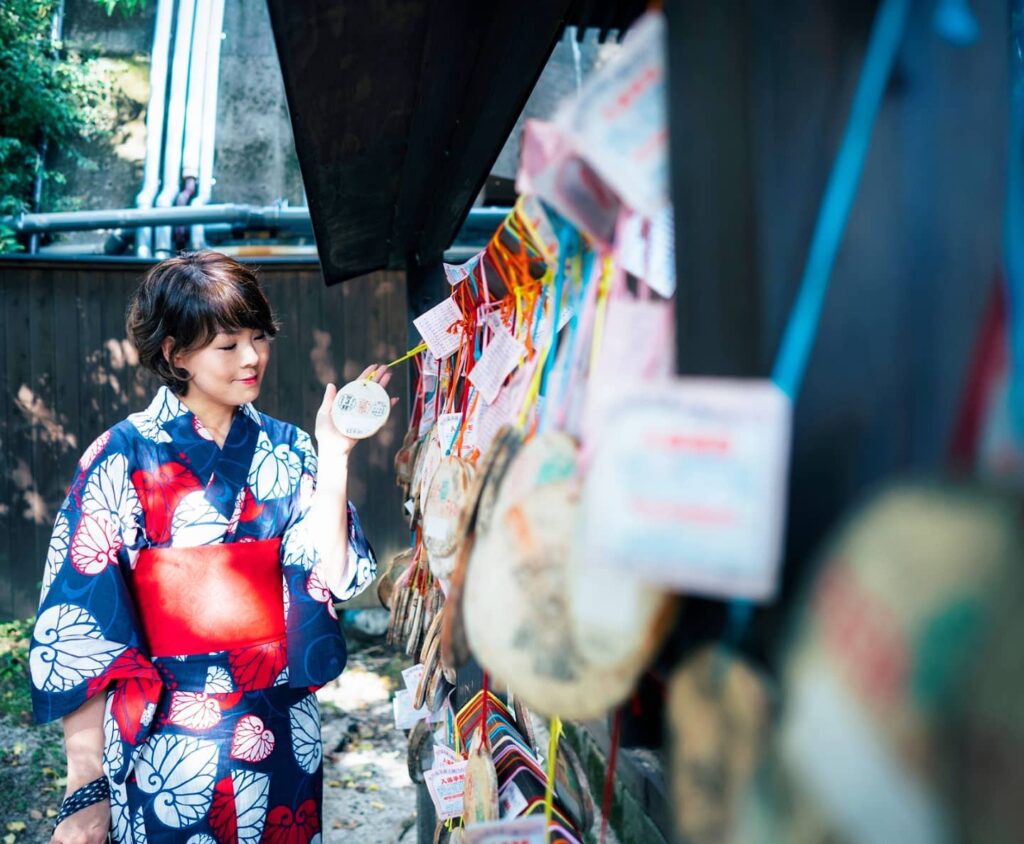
xmin=5 ymin=268 xmax=35 ymax=620
xmin=22 ymin=267 xmax=58 ymax=615
xmin=0 ymin=264 xmax=11 ymax=619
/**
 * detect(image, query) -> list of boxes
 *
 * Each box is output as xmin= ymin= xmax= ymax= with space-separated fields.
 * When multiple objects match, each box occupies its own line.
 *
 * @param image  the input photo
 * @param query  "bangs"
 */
xmin=172 ymin=256 xmax=280 ymax=354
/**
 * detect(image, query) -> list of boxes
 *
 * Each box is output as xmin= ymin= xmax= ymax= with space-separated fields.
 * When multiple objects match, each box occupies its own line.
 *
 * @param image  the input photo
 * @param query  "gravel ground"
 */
xmin=319 ymin=640 xmax=421 ymax=843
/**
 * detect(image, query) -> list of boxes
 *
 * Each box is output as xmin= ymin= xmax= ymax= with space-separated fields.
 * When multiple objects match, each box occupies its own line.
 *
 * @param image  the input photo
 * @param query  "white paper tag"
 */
xmin=469 ymin=327 xmax=526 ymax=405
xmin=555 ymin=12 xmax=669 ymax=217
xmin=404 ymin=498 xmax=416 ymax=516
xmin=393 ymin=688 xmax=429 ymax=730
xmin=498 ymin=781 xmax=529 ymax=819
xmin=423 ymin=761 xmax=468 ymax=821
xmin=445 ymin=251 xmax=483 ymax=286
xmin=474 ymin=357 xmax=536 ymax=454
xmin=581 ymin=379 xmax=791 ymax=601
xmin=432 ymin=743 xmax=462 ymax=769
xmin=617 ymin=210 xmax=648 ymax=279
xmin=647 ymin=204 xmax=676 ymax=298
xmin=520 ymin=195 xmax=559 ymax=261
xmin=422 ymin=349 xmax=439 ymax=385
xmin=437 ymin=412 xmax=464 ymax=453
xmin=414 ymin=297 xmax=464 ymax=360
xmin=402 ymin=664 xmax=424 ymax=693
xmin=463 ymin=815 xmax=547 ymax=844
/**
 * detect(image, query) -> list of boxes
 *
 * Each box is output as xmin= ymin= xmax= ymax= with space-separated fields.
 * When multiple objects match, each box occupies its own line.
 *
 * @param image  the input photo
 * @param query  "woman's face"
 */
xmin=168 ymin=327 xmax=271 ymax=407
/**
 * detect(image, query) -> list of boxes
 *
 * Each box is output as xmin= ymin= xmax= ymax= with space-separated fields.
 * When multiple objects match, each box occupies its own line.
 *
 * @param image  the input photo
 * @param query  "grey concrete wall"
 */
xmin=51 ymin=0 xmax=303 ymax=234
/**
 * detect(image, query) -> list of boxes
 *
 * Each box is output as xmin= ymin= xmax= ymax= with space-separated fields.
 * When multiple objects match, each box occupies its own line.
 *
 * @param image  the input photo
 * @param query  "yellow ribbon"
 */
xmin=384 ymin=341 xmax=428 ymax=368
xmin=543 ymin=716 xmax=562 ymax=843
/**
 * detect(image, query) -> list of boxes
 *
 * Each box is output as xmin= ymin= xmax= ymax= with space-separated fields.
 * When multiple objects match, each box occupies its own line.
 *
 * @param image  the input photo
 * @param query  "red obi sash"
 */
xmin=129 ymin=538 xmax=284 ymax=658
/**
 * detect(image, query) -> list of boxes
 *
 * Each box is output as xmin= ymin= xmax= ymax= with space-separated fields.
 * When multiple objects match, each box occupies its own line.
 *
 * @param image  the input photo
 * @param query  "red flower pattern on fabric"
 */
xmin=86 ymin=647 xmax=161 ymax=746
xmin=131 ymin=462 xmax=204 ymax=544
xmin=263 ymin=800 xmax=319 ymax=844
xmin=228 ymin=639 xmax=287 ymax=691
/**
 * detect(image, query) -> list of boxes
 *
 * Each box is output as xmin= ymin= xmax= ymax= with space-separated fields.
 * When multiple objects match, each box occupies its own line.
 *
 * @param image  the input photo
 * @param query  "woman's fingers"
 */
xmin=356 ymin=364 xmax=377 ymax=381
xmin=319 ymin=382 xmax=337 ymax=413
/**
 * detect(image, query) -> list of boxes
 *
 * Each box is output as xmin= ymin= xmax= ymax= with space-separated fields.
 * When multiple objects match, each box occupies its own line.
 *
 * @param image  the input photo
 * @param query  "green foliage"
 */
xmin=96 ymin=0 xmax=148 ymax=16
xmin=0 ymin=0 xmax=113 ymax=251
xmin=0 ymin=617 xmax=32 ymax=723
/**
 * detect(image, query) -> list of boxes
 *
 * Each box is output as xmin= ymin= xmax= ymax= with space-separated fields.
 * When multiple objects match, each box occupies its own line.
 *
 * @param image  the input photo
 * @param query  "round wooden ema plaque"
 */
xmin=463 ymin=432 xmax=649 ymax=719
xmin=423 ymin=457 xmax=474 ymax=562
xmin=331 ymin=378 xmax=391 ymax=439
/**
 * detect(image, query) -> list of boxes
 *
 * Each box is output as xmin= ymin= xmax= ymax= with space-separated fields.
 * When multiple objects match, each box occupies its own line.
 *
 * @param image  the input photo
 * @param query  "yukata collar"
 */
xmin=146 ymin=385 xmax=263 ymax=434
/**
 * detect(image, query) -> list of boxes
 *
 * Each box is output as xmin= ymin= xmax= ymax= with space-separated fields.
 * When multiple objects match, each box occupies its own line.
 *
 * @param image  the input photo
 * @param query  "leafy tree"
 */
xmin=0 ymin=0 xmax=112 ymax=252
xmin=96 ymin=0 xmax=148 ymax=15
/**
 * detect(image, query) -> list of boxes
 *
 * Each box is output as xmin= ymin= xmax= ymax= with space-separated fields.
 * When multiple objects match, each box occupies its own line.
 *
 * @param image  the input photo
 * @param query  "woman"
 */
xmin=30 ymin=252 xmax=389 ymax=843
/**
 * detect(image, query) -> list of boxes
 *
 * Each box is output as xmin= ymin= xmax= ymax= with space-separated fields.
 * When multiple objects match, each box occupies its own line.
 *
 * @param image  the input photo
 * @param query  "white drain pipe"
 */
xmin=191 ymin=0 xmax=226 ymax=250
xmin=179 ymin=0 xmax=212 ymax=205
xmin=153 ymin=0 xmax=197 ymax=257
xmin=134 ymin=0 xmax=174 ymax=257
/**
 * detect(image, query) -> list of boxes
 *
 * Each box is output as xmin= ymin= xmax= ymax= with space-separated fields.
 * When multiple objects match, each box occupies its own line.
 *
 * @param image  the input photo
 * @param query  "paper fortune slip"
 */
xmin=463 ymin=815 xmax=547 ymax=844
xmin=414 ymin=297 xmax=463 ymax=360
xmin=582 ymin=378 xmax=792 ymax=601
xmin=424 ymin=761 xmax=468 ymax=821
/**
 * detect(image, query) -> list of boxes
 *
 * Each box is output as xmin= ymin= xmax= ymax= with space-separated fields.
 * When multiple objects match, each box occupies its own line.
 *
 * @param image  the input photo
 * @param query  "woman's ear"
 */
xmin=161 ymin=337 xmax=182 ymax=371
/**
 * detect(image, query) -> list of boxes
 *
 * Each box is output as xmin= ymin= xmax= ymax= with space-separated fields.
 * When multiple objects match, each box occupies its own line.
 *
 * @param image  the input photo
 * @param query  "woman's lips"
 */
xmin=238 ymin=376 xmax=258 ymax=385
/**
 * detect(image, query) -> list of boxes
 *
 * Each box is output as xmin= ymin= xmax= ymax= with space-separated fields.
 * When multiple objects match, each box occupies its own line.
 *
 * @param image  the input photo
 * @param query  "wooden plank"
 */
xmin=77 ymin=267 xmax=106 ymax=439
xmin=0 ymin=265 xmax=13 ymax=619
xmin=272 ymin=267 xmax=303 ymax=429
xmin=665 ymin=0 xmax=762 ymax=378
xmin=20 ymin=266 xmax=59 ymax=616
xmin=5 ymin=266 xmax=36 ymax=620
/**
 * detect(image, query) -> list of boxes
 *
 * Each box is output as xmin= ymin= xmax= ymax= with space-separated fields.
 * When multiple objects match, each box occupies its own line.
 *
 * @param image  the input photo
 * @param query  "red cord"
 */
xmin=600 ymin=709 xmax=623 ymax=844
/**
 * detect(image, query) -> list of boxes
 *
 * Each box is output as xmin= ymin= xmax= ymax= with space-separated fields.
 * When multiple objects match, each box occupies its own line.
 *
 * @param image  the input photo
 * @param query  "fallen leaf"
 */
xmin=4 ymin=834 xmax=15 ymax=844
xmin=326 ymin=780 xmax=342 ymax=788
xmin=45 ymin=810 xmax=57 ymax=819
xmin=367 ymin=784 xmax=379 ymax=791
xmin=28 ymin=811 xmax=41 ymax=821
xmin=369 ymin=801 xmax=386 ymax=810
xmin=5 ymin=823 xmax=25 ymax=832
xmin=12 ymin=743 xmax=24 ymax=756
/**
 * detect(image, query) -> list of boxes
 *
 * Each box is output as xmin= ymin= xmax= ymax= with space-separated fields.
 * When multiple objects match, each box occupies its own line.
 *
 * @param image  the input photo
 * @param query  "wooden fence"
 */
xmin=0 ymin=257 xmax=410 ymax=620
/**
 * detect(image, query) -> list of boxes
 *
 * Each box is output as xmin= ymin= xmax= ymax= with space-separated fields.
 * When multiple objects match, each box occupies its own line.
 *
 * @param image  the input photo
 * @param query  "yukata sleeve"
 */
xmin=280 ymin=429 xmax=378 ymax=685
xmin=280 ymin=428 xmax=378 ymax=602
xmin=29 ymin=426 xmax=161 ymax=760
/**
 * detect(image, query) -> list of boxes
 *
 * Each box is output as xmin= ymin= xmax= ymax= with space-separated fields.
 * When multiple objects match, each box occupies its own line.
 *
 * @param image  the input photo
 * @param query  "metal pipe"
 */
xmin=180 ymin=0 xmax=210 ymax=186
xmin=153 ymin=0 xmax=197 ymax=256
xmin=135 ymin=0 xmax=175 ymax=257
xmin=3 ymin=206 xmax=509 ymax=239
xmin=2 ymin=204 xmax=316 ymax=234
xmin=191 ymin=0 xmax=226 ymax=249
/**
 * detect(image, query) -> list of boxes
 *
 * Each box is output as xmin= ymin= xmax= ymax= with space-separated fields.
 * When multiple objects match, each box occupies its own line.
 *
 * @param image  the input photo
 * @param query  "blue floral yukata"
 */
xmin=29 ymin=387 xmax=377 ymax=843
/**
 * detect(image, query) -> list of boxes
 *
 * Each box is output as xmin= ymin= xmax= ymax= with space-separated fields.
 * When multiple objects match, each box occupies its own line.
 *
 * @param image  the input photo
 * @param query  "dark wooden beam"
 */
xmin=665 ymin=0 xmax=762 ymax=377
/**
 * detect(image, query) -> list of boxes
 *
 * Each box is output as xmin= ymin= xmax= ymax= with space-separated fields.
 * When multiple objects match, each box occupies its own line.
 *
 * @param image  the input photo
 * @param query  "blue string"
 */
xmin=539 ymin=225 xmax=577 ymax=403
xmin=771 ymin=0 xmax=912 ymax=402
xmin=729 ymin=0 xmax=911 ymax=645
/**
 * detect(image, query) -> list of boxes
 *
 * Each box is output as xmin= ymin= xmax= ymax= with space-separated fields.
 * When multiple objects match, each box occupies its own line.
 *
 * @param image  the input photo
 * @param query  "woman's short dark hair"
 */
xmin=127 ymin=251 xmax=280 ymax=395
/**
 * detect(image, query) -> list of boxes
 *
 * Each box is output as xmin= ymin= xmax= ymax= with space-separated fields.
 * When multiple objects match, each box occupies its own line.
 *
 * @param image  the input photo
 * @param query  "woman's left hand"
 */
xmin=315 ymin=363 xmax=398 ymax=458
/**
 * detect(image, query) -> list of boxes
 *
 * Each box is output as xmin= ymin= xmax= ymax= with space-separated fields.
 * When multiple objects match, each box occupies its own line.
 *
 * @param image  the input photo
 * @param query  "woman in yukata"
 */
xmin=31 ymin=251 xmax=391 ymax=843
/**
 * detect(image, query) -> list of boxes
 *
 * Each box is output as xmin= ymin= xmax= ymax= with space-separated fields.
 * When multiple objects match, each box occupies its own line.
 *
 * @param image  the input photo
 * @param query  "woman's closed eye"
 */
xmin=219 ymin=334 xmax=266 ymax=351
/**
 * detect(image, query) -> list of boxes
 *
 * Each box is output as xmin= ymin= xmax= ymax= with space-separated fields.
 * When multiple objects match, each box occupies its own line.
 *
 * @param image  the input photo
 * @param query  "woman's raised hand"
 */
xmin=315 ymin=364 xmax=398 ymax=457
